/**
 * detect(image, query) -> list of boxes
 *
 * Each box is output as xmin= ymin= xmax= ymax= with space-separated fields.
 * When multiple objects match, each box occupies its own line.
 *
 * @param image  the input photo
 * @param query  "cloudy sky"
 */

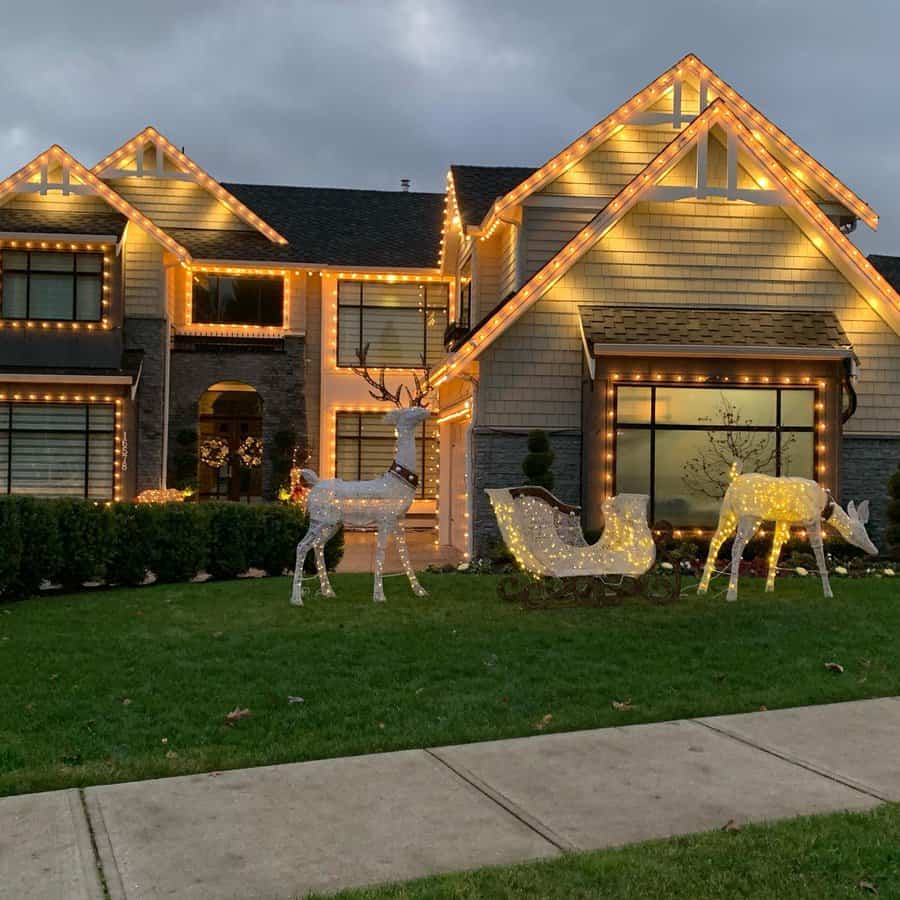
xmin=1 ymin=0 xmax=896 ymax=253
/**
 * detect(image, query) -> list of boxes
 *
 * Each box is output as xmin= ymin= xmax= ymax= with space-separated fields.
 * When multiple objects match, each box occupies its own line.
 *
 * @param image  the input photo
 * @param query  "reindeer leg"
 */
xmin=290 ymin=525 xmax=321 ymax=607
xmin=314 ymin=522 xmax=339 ymax=598
xmin=395 ymin=526 xmax=427 ymax=597
xmin=727 ymin=517 xmax=759 ymax=602
xmin=808 ymin=519 xmax=833 ymax=599
xmin=373 ymin=524 xmax=391 ymax=603
xmin=699 ymin=511 xmax=737 ymax=594
xmin=766 ymin=521 xmax=791 ymax=593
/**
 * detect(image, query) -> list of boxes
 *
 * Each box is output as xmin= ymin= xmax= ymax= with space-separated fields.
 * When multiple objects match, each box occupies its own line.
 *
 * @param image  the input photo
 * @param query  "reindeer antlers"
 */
xmin=351 ymin=345 xmax=432 ymax=408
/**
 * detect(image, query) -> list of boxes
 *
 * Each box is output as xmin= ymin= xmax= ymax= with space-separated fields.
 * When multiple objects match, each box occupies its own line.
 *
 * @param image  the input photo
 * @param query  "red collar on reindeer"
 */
xmin=822 ymin=490 xmax=835 ymax=521
xmin=389 ymin=461 xmax=419 ymax=489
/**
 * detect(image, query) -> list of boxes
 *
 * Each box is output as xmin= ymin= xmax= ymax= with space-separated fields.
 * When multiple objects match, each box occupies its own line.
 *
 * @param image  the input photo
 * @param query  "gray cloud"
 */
xmin=0 ymin=0 xmax=895 ymax=252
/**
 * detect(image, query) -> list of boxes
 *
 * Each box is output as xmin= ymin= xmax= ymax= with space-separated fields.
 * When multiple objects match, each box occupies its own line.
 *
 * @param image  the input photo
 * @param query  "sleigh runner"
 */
xmin=487 ymin=487 xmax=681 ymax=606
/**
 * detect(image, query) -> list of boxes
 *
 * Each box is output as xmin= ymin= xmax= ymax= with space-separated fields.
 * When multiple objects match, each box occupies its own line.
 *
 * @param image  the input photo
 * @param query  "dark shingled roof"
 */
xmin=869 ymin=254 xmax=900 ymax=291
xmin=180 ymin=183 xmax=446 ymax=268
xmin=580 ymin=306 xmax=853 ymax=352
xmin=0 ymin=207 xmax=127 ymax=237
xmin=450 ymin=165 xmax=535 ymax=226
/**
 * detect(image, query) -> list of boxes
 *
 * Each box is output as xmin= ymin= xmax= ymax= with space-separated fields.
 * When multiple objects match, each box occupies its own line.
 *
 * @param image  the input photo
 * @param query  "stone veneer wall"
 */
xmin=471 ymin=428 xmax=582 ymax=558
xmin=167 ymin=336 xmax=307 ymax=498
xmin=841 ymin=435 xmax=900 ymax=547
xmin=123 ymin=317 xmax=169 ymax=494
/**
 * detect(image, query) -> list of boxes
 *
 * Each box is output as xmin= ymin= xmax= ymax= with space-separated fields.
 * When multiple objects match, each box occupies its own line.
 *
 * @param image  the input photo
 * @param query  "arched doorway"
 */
xmin=197 ymin=381 xmax=263 ymax=501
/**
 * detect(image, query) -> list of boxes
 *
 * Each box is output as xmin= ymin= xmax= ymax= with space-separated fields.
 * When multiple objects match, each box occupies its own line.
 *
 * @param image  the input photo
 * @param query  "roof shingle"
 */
xmin=450 ymin=165 xmax=535 ymax=227
xmin=0 ymin=208 xmax=127 ymax=237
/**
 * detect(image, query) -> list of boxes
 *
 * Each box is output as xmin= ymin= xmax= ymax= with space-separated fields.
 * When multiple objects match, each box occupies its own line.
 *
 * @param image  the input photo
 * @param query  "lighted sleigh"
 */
xmin=486 ymin=487 xmax=681 ymax=607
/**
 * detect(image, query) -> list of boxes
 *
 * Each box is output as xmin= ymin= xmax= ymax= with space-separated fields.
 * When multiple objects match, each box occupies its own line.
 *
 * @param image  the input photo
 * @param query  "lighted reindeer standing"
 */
xmin=698 ymin=464 xmax=877 ymax=602
xmin=290 ymin=363 xmax=432 ymax=606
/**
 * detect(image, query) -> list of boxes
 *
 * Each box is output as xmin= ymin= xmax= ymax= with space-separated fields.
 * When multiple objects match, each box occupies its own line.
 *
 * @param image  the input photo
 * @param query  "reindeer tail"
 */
xmin=728 ymin=459 xmax=743 ymax=481
xmin=300 ymin=468 xmax=319 ymax=486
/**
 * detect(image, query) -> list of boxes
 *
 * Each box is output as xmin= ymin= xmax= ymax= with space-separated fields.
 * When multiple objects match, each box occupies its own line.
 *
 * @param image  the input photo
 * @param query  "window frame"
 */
xmin=334 ymin=410 xmax=437 ymax=499
xmin=336 ymin=280 xmax=449 ymax=369
xmin=190 ymin=273 xmax=285 ymax=328
xmin=0 ymin=250 xmax=105 ymax=322
xmin=0 ymin=401 xmax=116 ymax=499
xmin=612 ymin=383 xmax=819 ymax=526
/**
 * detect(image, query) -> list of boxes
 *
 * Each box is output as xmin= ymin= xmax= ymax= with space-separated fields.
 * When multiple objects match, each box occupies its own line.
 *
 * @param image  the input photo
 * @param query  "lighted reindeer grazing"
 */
xmin=698 ymin=464 xmax=877 ymax=601
xmin=290 ymin=362 xmax=431 ymax=606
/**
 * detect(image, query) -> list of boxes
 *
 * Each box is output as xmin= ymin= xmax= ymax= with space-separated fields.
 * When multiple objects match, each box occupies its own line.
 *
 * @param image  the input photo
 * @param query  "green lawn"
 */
xmin=1 ymin=573 xmax=899 ymax=796
xmin=315 ymin=804 xmax=900 ymax=900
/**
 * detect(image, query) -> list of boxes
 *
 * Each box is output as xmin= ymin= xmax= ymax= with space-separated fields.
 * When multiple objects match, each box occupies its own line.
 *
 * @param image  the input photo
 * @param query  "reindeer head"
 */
xmin=352 ymin=345 xmax=432 ymax=408
xmin=834 ymin=499 xmax=878 ymax=556
xmin=383 ymin=406 xmax=430 ymax=432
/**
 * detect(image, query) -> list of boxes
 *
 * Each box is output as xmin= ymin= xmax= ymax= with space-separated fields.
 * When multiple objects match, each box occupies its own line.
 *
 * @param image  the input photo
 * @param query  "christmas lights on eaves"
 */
xmin=91 ymin=126 xmax=288 ymax=245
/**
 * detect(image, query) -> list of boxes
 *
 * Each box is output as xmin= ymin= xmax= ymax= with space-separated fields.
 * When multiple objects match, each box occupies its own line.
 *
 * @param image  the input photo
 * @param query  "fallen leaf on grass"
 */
xmin=858 ymin=880 xmax=879 ymax=895
xmin=825 ymin=662 xmax=845 ymax=673
xmin=287 ymin=696 xmax=304 ymax=705
xmin=165 ymin=750 xmax=178 ymax=760
xmin=161 ymin=737 xmax=168 ymax=744
xmin=721 ymin=818 xmax=742 ymax=833
xmin=122 ymin=698 xmax=132 ymax=706
xmin=759 ymin=705 xmax=768 ymax=712
xmin=212 ymin=632 xmax=223 ymax=638
xmin=612 ymin=699 xmax=635 ymax=711
xmin=378 ymin=721 xmax=385 ymax=729
xmin=225 ymin=707 xmax=251 ymax=726
xmin=533 ymin=714 xmax=553 ymax=731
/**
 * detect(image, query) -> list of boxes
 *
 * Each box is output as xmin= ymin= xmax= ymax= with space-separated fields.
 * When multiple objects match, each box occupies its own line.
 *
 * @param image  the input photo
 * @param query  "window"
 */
xmin=0 ymin=403 xmax=115 ymax=499
xmin=192 ymin=274 xmax=284 ymax=327
xmin=457 ymin=278 xmax=472 ymax=330
xmin=337 ymin=281 xmax=448 ymax=368
xmin=335 ymin=411 xmax=437 ymax=499
xmin=1 ymin=250 xmax=103 ymax=321
xmin=614 ymin=385 xmax=817 ymax=527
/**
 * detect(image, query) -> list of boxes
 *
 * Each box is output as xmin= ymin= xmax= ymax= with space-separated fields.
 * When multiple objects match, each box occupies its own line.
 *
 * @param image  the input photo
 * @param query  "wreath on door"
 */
xmin=199 ymin=437 xmax=230 ymax=469
xmin=237 ymin=436 xmax=264 ymax=468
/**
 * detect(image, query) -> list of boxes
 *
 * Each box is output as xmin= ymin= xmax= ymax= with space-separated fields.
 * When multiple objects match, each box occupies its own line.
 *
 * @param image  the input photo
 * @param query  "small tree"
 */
xmin=887 ymin=460 xmax=900 ymax=558
xmin=522 ymin=430 xmax=555 ymax=490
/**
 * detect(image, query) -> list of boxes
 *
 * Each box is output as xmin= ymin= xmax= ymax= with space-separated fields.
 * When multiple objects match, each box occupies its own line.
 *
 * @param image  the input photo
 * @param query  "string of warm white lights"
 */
xmin=91 ymin=127 xmax=288 ymax=245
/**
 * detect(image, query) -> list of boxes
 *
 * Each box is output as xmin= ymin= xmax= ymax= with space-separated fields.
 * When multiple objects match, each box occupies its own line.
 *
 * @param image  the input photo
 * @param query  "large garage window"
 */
xmin=192 ymin=274 xmax=284 ymax=327
xmin=614 ymin=385 xmax=816 ymax=527
xmin=335 ymin=411 xmax=437 ymax=499
xmin=337 ymin=281 xmax=448 ymax=368
xmin=0 ymin=403 xmax=115 ymax=499
xmin=1 ymin=250 xmax=103 ymax=321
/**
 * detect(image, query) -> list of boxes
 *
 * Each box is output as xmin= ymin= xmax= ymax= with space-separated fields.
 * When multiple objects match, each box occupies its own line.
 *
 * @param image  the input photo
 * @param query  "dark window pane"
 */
xmin=76 ymin=254 xmax=103 ymax=273
xmin=3 ymin=273 xmax=27 ymax=317
xmin=30 ymin=252 xmax=74 ymax=273
xmin=76 ymin=276 xmax=102 ymax=320
xmin=29 ymin=273 xmax=73 ymax=319
xmin=191 ymin=275 xmax=283 ymax=326
xmin=2 ymin=250 xmax=27 ymax=270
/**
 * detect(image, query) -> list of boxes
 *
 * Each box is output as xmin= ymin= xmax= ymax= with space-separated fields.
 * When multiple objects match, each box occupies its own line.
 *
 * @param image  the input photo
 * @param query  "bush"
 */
xmin=148 ymin=503 xmax=208 ymax=584
xmin=0 ymin=496 xmax=344 ymax=601
xmin=53 ymin=499 xmax=111 ymax=591
xmin=522 ymin=430 xmax=555 ymax=490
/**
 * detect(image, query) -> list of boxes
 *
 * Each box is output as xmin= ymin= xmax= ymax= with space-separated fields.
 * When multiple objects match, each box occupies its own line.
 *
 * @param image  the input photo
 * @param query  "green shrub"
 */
xmin=522 ymin=430 xmax=555 ymax=490
xmin=251 ymin=503 xmax=304 ymax=575
xmin=204 ymin=502 xmax=255 ymax=579
xmin=53 ymin=499 xmax=110 ymax=591
xmin=148 ymin=503 xmax=208 ymax=583
xmin=107 ymin=503 xmax=156 ymax=587
xmin=0 ymin=498 xmax=23 ymax=600
xmin=13 ymin=497 xmax=61 ymax=598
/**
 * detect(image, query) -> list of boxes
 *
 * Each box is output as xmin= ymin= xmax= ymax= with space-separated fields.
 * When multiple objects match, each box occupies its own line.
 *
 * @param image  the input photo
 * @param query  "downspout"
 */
xmin=841 ymin=355 xmax=858 ymax=424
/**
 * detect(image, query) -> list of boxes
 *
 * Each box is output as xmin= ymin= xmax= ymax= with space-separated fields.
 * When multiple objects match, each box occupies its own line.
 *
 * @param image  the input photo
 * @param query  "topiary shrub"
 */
xmin=107 ymin=503 xmax=156 ymax=587
xmin=13 ymin=496 xmax=61 ymax=598
xmin=522 ymin=429 xmax=555 ymax=490
xmin=53 ymin=499 xmax=111 ymax=591
xmin=0 ymin=498 xmax=23 ymax=601
xmin=147 ymin=503 xmax=208 ymax=583
xmin=204 ymin=502 xmax=256 ymax=579
xmin=887 ymin=461 xmax=900 ymax=559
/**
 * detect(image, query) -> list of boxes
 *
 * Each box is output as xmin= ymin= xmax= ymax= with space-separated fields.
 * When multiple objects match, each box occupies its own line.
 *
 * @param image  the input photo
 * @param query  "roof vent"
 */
xmin=400 ymin=178 xmax=410 ymax=192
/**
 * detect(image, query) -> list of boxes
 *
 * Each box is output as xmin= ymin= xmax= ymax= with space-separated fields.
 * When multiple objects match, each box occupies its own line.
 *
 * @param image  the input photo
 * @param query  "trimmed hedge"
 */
xmin=0 ymin=497 xmax=343 ymax=601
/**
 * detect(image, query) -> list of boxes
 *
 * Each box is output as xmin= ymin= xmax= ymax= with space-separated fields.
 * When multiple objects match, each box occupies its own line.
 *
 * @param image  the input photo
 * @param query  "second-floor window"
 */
xmin=1 ymin=250 xmax=103 ymax=321
xmin=192 ymin=274 xmax=284 ymax=327
xmin=457 ymin=278 xmax=472 ymax=330
xmin=337 ymin=281 xmax=448 ymax=368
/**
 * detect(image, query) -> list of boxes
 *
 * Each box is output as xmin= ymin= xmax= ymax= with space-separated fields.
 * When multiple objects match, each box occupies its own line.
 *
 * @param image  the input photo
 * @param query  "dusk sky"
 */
xmin=1 ymin=0 xmax=896 ymax=253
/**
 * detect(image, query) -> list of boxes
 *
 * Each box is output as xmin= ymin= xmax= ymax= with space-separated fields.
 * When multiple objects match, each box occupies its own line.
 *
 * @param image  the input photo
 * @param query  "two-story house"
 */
xmin=1 ymin=54 xmax=899 ymax=560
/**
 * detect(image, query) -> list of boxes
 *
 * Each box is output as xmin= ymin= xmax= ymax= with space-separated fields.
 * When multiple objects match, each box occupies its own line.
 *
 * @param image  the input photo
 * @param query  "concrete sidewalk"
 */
xmin=3 ymin=698 xmax=899 ymax=900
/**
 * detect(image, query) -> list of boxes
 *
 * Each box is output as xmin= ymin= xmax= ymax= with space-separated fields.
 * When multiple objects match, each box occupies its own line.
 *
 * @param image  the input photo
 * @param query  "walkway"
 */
xmin=3 ymin=697 xmax=899 ymax=899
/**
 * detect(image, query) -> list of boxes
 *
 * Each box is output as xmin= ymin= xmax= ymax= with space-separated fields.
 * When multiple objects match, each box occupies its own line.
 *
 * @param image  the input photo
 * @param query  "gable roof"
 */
xmin=0 ymin=207 xmax=127 ymax=238
xmin=449 ymin=165 xmax=535 ymax=226
xmin=174 ymin=183 xmax=445 ymax=268
xmin=0 ymin=145 xmax=189 ymax=259
xmin=91 ymin=127 xmax=288 ymax=245
xmin=580 ymin=305 xmax=853 ymax=356
xmin=472 ymin=53 xmax=876 ymax=238
xmin=429 ymin=99 xmax=900 ymax=389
